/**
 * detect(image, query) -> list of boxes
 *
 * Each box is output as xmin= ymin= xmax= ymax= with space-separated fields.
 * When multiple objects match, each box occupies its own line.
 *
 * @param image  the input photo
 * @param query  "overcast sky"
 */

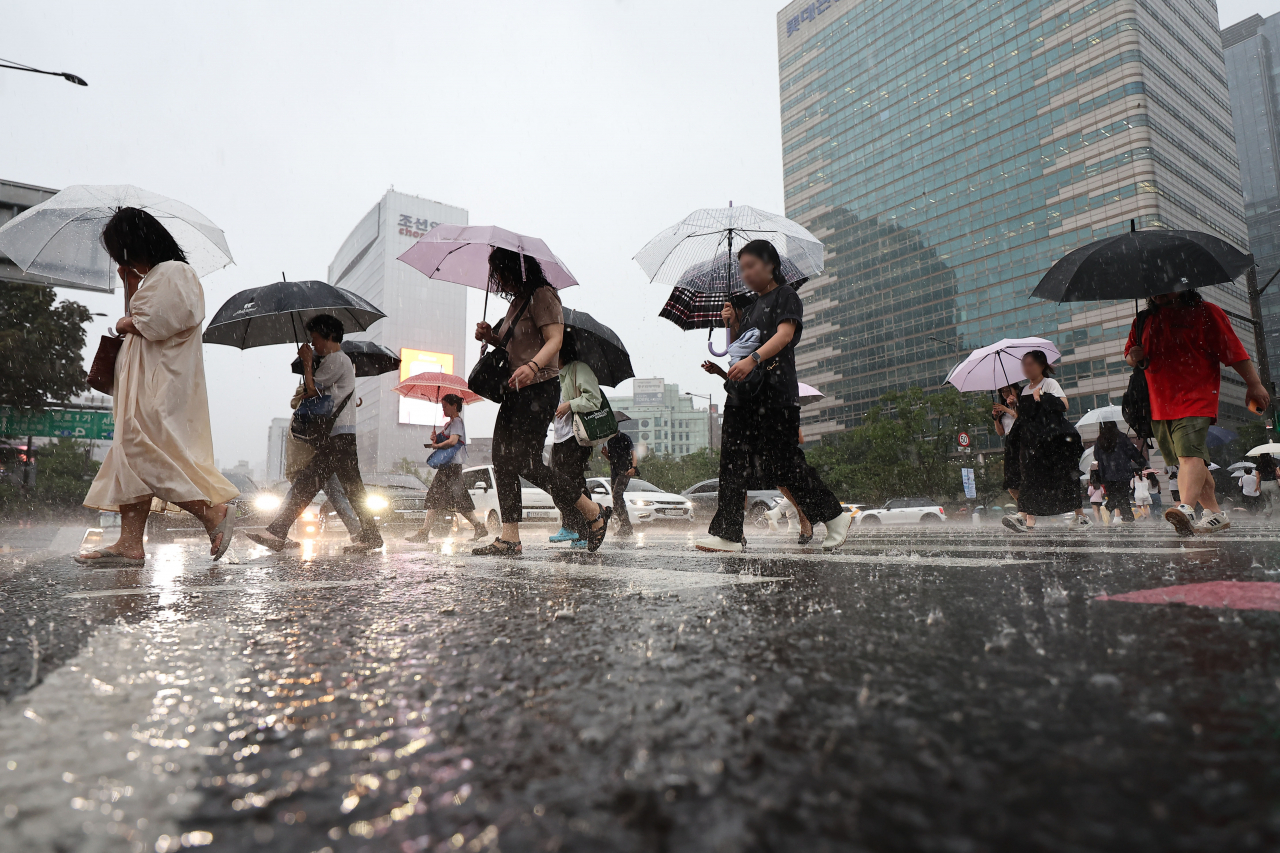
xmin=5 ymin=0 xmax=1278 ymax=472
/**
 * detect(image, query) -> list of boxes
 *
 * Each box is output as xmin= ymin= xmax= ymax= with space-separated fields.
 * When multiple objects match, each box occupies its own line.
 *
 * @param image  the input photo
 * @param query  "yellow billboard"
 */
xmin=398 ymin=349 xmax=455 ymax=426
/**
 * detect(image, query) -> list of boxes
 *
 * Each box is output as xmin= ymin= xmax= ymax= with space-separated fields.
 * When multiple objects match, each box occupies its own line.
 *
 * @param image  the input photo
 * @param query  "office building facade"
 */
xmin=328 ymin=190 xmax=469 ymax=472
xmin=606 ymin=380 xmax=715 ymax=458
xmin=265 ymin=417 xmax=289 ymax=485
xmin=778 ymin=0 xmax=1253 ymax=440
xmin=1223 ymin=14 xmax=1280 ymax=366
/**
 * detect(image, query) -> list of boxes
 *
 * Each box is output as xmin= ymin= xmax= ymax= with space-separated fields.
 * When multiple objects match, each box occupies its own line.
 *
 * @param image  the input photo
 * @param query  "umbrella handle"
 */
xmin=707 ymin=327 xmax=730 ymax=357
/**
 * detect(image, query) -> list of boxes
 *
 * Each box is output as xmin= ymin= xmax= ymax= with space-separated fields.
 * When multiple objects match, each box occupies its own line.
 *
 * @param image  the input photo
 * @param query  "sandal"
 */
xmin=585 ymin=504 xmax=612 ymax=553
xmin=472 ymin=538 xmax=522 ymax=556
xmin=405 ymin=529 xmax=432 ymax=544
xmin=245 ymin=531 xmax=291 ymax=552
xmin=209 ymin=505 xmax=235 ymax=561
xmin=73 ymin=549 xmax=144 ymax=567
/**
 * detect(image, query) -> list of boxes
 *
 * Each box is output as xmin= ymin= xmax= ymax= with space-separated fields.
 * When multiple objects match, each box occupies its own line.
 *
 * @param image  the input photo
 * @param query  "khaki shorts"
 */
xmin=1152 ymin=417 xmax=1212 ymax=465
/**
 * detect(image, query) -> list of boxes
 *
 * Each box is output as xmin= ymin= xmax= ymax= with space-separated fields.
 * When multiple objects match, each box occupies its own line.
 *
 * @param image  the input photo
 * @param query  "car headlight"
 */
xmin=301 ymin=509 xmax=317 ymax=521
xmin=366 ymin=495 xmax=389 ymax=511
xmin=628 ymin=498 xmax=654 ymax=507
xmin=254 ymin=494 xmax=282 ymax=512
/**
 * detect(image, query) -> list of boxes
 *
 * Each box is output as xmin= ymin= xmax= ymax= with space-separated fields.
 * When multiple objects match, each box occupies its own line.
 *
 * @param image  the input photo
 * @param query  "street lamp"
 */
xmin=685 ymin=392 xmax=714 ymax=453
xmin=0 ymin=56 xmax=87 ymax=86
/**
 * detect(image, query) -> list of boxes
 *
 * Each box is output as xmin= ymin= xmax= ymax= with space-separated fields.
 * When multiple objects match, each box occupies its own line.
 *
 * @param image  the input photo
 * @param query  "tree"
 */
xmin=0 ymin=437 xmax=99 ymax=516
xmin=0 ymin=282 xmax=93 ymax=410
xmin=633 ymin=447 xmax=720 ymax=494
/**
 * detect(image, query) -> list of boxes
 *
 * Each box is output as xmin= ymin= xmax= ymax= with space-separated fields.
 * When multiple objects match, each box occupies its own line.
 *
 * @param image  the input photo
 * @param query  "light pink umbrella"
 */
xmin=798 ymin=382 xmax=824 ymax=406
xmin=393 ymin=372 xmax=484 ymax=405
xmin=397 ymin=224 xmax=580 ymax=292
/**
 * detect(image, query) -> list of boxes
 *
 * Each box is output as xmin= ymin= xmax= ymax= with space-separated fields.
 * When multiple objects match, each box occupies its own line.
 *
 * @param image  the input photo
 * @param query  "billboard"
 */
xmin=398 ymin=349 xmax=455 ymax=426
xmin=632 ymin=378 xmax=665 ymax=407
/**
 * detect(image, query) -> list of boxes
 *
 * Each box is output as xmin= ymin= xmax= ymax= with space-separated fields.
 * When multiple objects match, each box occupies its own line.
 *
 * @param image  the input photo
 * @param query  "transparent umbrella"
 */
xmin=0 ymin=184 xmax=233 ymax=292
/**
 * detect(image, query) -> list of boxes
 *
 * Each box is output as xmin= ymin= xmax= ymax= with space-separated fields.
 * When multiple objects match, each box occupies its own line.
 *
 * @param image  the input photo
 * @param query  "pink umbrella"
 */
xmin=397 ymin=224 xmax=579 ymax=292
xmin=798 ymin=382 xmax=824 ymax=406
xmin=393 ymin=372 xmax=484 ymax=405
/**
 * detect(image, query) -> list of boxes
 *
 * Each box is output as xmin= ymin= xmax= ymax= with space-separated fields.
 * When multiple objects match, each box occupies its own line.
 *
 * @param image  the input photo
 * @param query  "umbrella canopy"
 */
xmin=1079 ymin=447 xmax=1096 ymax=473
xmin=1209 ymin=462 xmax=1222 ymax=471
xmin=1031 ymin=230 xmax=1253 ymax=302
xmin=615 ymin=410 xmax=633 ymax=424
xmin=657 ymin=286 xmax=736 ymax=332
xmin=1246 ymin=442 xmax=1280 ymax=457
xmin=393 ymin=372 xmax=483 ymax=405
xmin=670 ymin=251 xmax=812 ymax=295
xmin=1228 ymin=461 xmax=1257 ymax=471
xmin=396 ymin=224 xmax=579 ymax=292
xmin=1207 ymin=425 xmax=1238 ymax=447
xmin=944 ymin=337 xmax=1062 ymax=392
xmin=561 ymin=308 xmax=634 ymax=388
xmin=1233 ymin=470 xmax=1249 ymax=478
xmin=203 ymin=281 xmax=386 ymax=349
xmin=292 ymin=340 xmax=400 ymax=378
xmin=1076 ymin=405 xmax=1126 ymax=428
xmin=797 ymin=382 xmax=824 ymax=406
xmin=0 ymin=184 xmax=233 ymax=292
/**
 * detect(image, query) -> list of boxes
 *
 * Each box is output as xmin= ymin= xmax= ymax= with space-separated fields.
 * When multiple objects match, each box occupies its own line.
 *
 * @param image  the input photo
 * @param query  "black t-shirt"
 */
xmin=732 ymin=285 xmax=804 ymax=408
xmin=606 ymin=431 xmax=634 ymax=478
xmin=1259 ymin=454 xmax=1277 ymax=482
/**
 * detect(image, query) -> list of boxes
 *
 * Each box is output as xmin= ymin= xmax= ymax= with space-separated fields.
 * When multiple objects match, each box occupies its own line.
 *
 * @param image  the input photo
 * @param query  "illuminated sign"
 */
xmin=786 ymin=0 xmax=837 ymax=37
xmin=398 ymin=349 xmax=455 ymax=426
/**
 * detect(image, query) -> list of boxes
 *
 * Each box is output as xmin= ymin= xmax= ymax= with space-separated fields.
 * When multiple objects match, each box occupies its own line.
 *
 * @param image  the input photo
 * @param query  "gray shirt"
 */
xmin=312 ymin=350 xmax=356 ymax=435
xmin=444 ymin=417 xmax=468 ymax=466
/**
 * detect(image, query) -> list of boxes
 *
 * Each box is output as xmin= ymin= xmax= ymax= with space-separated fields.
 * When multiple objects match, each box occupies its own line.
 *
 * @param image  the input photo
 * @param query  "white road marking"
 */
xmin=65 ymin=579 xmax=375 ymax=599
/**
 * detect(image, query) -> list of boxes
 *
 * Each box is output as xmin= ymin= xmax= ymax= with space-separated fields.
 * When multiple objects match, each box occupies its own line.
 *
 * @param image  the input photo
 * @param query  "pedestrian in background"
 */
xmin=993 ymin=384 xmax=1022 ymax=506
xmin=1167 ymin=465 xmax=1180 ymax=504
xmin=406 ymin=394 xmax=488 ymax=545
xmin=247 ymin=315 xmax=383 ymax=554
xmin=78 ymin=208 xmax=238 ymax=566
xmin=1242 ymin=467 xmax=1263 ymax=513
xmin=1125 ymin=290 xmax=1270 ymax=535
xmin=601 ymin=430 xmax=636 ymax=537
xmin=1147 ymin=471 xmax=1163 ymax=511
xmin=549 ymin=358 xmax=603 ymax=548
xmin=1087 ymin=473 xmax=1106 ymax=523
xmin=471 ymin=249 xmax=609 ymax=555
xmin=285 ymin=368 xmax=363 ymax=543
xmin=1002 ymin=351 xmax=1091 ymax=532
xmin=1092 ymin=421 xmax=1143 ymax=524
xmin=1257 ymin=453 xmax=1278 ymax=519
xmin=693 ymin=240 xmax=852 ymax=553
xmin=1132 ymin=469 xmax=1152 ymax=519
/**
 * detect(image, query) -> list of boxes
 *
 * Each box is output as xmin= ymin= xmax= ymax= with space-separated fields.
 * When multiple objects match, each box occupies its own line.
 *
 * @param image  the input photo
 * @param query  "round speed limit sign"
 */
xmin=958 ymin=432 xmax=971 ymax=448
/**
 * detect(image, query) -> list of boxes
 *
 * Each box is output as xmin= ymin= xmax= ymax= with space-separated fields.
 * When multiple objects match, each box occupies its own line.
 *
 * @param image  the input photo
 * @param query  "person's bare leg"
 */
xmin=501 ymin=522 xmax=520 ymax=543
xmin=1178 ymin=457 xmax=1219 ymax=513
xmin=175 ymin=500 xmax=229 ymax=555
xmin=417 ymin=509 xmax=438 ymax=534
xmin=86 ymin=499 xmax=150 ymax=559
xmin=461 ymin=511 xmax=484 ymax=529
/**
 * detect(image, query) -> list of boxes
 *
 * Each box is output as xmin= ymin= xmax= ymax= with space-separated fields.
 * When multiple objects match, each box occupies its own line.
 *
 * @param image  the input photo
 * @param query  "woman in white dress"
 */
xmin=77 ymin=208 xmax=239 ymax=566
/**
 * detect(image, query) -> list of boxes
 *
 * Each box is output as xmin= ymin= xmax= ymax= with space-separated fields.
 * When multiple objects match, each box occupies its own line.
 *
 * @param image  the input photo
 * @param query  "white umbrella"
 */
xmin=1233 ymin=470 xmax=1248 ymax=478
xmin=1246 ymin=442 xmax=1280 ymax=457
xmin=797 ymin=382 xmax=824 ymax=406
xmin=1209 ymin=462 xmax=1221 ymax=471
xmin=944 ymin=337 xmax=1062 ymax=392
xmin=1079 ymin=447 xmax=1095 ymax=473
xmin=0 ymin=184 xmax=233 ymax=292
xmin=1075 ymin=405 xmax=1127 ymax=428
xmin=1228 ymin=461 xmax=1256 ymax=471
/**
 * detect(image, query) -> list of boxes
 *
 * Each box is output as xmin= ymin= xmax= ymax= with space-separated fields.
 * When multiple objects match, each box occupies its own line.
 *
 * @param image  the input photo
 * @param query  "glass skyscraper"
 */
xmin=777 ymin=0 xmax=1254 ymax=441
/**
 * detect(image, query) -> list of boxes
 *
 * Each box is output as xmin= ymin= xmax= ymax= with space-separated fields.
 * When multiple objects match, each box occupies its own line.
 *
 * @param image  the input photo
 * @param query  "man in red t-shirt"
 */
xmin=1125 ymin=291 xmax=1270 ymax=535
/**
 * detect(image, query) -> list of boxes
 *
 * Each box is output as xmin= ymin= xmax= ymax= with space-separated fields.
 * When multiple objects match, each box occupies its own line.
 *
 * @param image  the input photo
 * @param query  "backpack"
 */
xmin=1121 ymin=309 xmax=1154 ymax=442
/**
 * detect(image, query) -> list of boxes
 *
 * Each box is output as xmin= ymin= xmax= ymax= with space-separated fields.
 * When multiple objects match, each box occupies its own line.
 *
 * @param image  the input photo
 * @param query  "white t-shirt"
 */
xmin=1022 ymin=378 xmax=1066 ymax=399
xmin=312 ymin=349 xmax=356 ymax=436
xmin=553 ymin=398 xmax=575 ymax=443
xmin=1243 ymin=472 xmax=1261 ymax=497
xmin=1000 ymin=412 xmax=1015 ymax=434
xmin=1132 ymin=477 xmax=1150 ymax=500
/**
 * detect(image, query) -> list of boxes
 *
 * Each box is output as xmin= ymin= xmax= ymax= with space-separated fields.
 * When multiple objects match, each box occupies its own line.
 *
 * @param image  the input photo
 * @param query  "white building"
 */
xmin=327 ymin=190 xmax=469 ymax=473
xmin=606 ymin=379 xmax=715 ymax=458
xmin=265 ymin=417 xmax=289 ymax=485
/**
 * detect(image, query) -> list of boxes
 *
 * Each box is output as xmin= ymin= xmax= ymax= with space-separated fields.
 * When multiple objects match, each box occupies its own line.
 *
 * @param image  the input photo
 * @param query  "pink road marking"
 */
xmin=1097 ymin=581 xmax=1280 ymax=612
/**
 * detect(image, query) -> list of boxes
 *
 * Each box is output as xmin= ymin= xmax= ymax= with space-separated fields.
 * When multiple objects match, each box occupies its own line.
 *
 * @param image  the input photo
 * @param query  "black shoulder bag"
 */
xmin=1121 ymin=309 xmax=1154 ymax=441
xmin=467 ymin=295 xmax=534 ymax=403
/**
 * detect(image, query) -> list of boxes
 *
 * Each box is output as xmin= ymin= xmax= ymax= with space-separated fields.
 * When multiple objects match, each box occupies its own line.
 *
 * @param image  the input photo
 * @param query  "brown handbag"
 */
xmin=87 ymin=333 xmax=124 ymax=396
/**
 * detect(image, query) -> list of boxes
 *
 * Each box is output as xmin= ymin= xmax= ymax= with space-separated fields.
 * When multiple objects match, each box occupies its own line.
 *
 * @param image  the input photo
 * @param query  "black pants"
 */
xmin=708 ymin=405 xmax=842 ymax=543
xmin=493 ymin=380 xmax=585 ymax=524
xmin=1103 ymin=480 xmax=1135 ymax=522
xmin=611 ymin=472 xmax=633 ymax=533
xmin=551 ymin=438 xmax=593 ymax=534
xmin=267 ymin=433 xmax=382 ymax=545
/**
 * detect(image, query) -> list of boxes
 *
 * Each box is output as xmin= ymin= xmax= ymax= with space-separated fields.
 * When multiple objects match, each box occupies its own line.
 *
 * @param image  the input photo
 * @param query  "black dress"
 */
xmin=1016 ymin=385 xmax=1083 ymax=516
xmin=1000 ymin=415 xmax=1022 ymax=491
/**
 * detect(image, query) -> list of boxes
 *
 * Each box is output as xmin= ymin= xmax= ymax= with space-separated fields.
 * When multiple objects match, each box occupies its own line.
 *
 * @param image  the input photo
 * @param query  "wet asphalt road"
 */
xmin=2 ymin=520 xmax=1280 ymax=853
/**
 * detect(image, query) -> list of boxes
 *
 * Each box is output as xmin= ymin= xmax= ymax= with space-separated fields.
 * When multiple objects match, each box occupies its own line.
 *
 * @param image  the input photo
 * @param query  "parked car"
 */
xmin=464 ymin=465 xmax=560 ymax=527
xmin=586 ymin=477 xmax=694 ymax=526
xmin=145 ymin=472 xmax=280 ymax=543
xmin=681 ymin=479 xmax=785 ymax=525
xmin=351 ymin=472 xmax=430 ymax=530
xmin=856 ymin=498 xmax=946 ymax=525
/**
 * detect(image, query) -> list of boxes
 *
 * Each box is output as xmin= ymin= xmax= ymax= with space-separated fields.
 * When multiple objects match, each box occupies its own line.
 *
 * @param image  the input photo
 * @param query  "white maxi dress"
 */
xmin=84 ymin=260 xmax=239 ymax=513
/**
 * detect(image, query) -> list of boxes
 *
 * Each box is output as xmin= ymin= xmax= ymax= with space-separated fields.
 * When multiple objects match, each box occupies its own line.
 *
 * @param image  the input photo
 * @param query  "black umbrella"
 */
xmin=291 ymin=340 xmax=401 ymax=378
xmin=1031 ymin=230 xmax=1253 ymax=302
xmin=561 ymin=308 xmax=634 ymax=388
xmin=203 ymin=280 xmax=386 ymax=348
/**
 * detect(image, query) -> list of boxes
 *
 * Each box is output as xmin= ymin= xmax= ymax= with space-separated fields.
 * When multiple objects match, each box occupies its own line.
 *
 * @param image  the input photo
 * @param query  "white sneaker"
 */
xmin=821 ymin=511 xmax=854 ymax=550
xmin=694 ymin=535 xmax=743 ymax=553
xmin=1193 ymin=511 xmax=1231 ymax=535
xmin=1002 ymin=514 xmax=1029 ymax=533
xmin=1071 ymin=514 xmax=1093 ymax=531
xmin=1164 ymin=504 xmax=1198 ymax=537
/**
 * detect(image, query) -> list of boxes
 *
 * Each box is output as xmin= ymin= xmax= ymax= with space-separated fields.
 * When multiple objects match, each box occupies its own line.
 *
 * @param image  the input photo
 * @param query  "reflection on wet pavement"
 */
xmin=1 ymin=523 xmax=1279 ymax=851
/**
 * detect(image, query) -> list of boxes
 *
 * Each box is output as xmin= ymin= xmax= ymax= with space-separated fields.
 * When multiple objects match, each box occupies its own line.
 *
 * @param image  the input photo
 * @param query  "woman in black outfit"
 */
xmin=694 ymin=240 xmax=853 ymax=553
xmin=471 ymin=249 xmax=608 ymax=555
xmin=1002 ymin=351 xmax=1090 ymax=532
xmin=1093 ymin=420 xmax=1144 ymax=524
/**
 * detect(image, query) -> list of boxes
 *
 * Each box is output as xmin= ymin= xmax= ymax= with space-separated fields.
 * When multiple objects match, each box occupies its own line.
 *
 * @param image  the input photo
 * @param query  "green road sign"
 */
xmin=0 ymin=406 xmax=114 ymax=441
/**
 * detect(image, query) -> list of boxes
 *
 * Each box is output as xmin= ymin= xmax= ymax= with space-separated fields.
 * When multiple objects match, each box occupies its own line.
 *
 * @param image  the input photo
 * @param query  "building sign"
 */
xmin=633 ymin=378 xmax=665 ymax=407
xmin=397 ymin=214 xmax=442 ymax=240
xmin=398 ymin=349 xmax=455 ymax=426
xmin=786 ymin=0 xmax=838 ymax=37
xmin=0 ymin=406 xmax=114 ymax=441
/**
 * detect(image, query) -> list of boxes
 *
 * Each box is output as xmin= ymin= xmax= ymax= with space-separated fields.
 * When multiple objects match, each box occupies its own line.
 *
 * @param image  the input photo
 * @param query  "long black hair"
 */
xmin=487 ymin=247 xmax=553 ymax=301
xmin=737 ymin=239 xmax=787 ymax=287
xmin=1096 ymin=420 xmax=1120 ymax=453
xmin=100 ymin=207 xmax=187 ymax=269
xmin=1024 ymin=349 xmax=1055 ymax=377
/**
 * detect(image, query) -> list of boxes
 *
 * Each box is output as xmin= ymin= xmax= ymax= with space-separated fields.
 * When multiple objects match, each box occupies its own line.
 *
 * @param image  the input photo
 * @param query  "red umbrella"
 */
xmin=393 ymin=372 xmax=484 ymax=405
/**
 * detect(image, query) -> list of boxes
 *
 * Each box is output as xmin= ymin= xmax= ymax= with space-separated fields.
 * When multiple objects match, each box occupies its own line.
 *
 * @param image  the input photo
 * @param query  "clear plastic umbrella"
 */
xmin=1228 ymin=461 xmax=1257 ymax=471
xmin=1246 ymin=442 xmax=1280 ymax=457
xmin=1075 ymin=405 xmax=1126 ymax=427
xmin=0 ymin=184 xmax=233 ymax=292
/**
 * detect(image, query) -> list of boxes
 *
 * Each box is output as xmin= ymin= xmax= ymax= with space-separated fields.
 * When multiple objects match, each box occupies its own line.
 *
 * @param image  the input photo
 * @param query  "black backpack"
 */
xmin=1121 ymin=309 xmax=1153 ymax=441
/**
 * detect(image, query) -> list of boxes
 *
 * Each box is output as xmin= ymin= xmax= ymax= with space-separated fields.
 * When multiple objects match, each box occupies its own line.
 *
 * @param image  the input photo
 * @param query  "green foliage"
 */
xmin=0 ymin=282 xmax=93 ymax=410
xmin=807 ymin=386 xmax=996 ymax=505
xmin=633 ymin=447 xmax=720 ymax=494
xmin=0 ymin=437 xmax=100 ymax=516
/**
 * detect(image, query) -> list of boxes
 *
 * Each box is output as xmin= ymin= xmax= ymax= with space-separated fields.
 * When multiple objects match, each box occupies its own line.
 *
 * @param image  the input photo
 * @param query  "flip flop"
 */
xmin=73 ymin=550 xmax=144 ymax=567
xmin=210 ymin=506 xmax=236 ymax=561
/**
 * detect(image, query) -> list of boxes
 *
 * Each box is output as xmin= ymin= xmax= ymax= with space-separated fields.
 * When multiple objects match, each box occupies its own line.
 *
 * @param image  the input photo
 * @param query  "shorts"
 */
xmin=1136 ymin=497 xmax=1152 ymax=506
xmin=1151 ymin=416 xmax=1212 ymax=465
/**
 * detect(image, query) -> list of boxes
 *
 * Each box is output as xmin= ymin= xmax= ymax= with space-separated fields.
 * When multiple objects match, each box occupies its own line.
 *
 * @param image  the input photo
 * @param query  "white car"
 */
xmin=464 ymin=465 xmax=560 ymax=527
xmin=855 ymin=498 xmax=946 ymax=525
xmin=586 ymin=477 xmax=694 ymax=526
